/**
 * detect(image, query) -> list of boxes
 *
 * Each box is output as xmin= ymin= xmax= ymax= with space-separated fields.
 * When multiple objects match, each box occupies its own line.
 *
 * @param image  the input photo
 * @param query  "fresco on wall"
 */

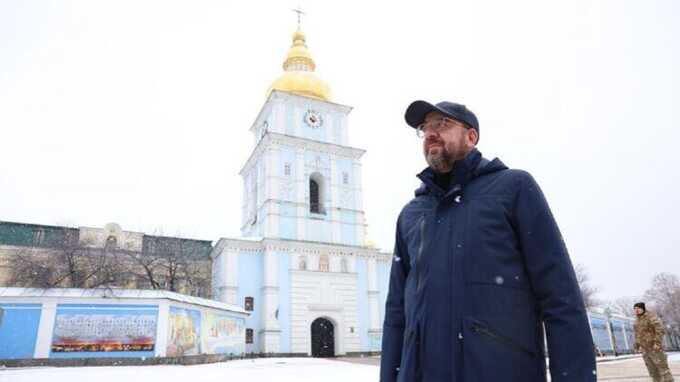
xmin=202 ymin=311 xmax=245 ymax=355
xmin=50 ymin=304 xmax=157 ymax=358
xmin=167 ymin=306 xmax=201 ymax=356
xmin=0 ymin=303 xmax=42 ymax=359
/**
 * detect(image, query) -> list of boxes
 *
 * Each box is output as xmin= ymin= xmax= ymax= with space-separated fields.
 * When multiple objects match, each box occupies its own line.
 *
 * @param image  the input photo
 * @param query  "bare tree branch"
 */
xmin=574 ymin=263 xmax=600 ymax=309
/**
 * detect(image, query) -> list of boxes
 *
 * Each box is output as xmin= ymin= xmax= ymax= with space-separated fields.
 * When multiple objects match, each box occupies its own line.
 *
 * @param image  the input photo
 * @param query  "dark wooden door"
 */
xmin=311 ymin=317 xmax=335 ymax=357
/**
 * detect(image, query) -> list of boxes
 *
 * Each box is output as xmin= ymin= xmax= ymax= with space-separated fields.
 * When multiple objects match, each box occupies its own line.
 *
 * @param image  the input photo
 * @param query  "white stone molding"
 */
xmin=290 ymin=270 xmax=360 ymax=355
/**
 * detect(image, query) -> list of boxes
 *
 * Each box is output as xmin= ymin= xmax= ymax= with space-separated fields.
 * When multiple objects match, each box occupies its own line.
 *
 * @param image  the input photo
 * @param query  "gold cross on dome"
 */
xmin=292 ymin=6 xmax=306 ymax=28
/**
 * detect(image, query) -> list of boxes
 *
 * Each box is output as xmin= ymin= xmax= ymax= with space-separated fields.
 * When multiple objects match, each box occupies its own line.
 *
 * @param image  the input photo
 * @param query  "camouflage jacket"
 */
xmin=634 ymin=311 xmax=666 ymax=353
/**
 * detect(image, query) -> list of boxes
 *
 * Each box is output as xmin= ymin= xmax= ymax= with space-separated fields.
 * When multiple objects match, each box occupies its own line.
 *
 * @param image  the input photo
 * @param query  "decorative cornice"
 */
xmin=240 ymin=132 xmax=366 ymax=176
xmin=212 ymin=236 xmax=392 ymax=260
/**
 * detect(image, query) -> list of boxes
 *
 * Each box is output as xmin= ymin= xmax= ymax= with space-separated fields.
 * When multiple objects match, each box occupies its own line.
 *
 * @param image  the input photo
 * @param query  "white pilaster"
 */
xmin=261 ymin=250 xmax=281 ymax=353
xmin=155 ymin=301 xmax=170 ymax=357
xmin=367 ymin=258 xmax=381 ymax=330
xmin=223 ymin=250 xmax=239 ymax=305
xmin=295 ymin=148 xmax=306 ymax=240
xmin=33 ymin=301 xmax=57 ymax=358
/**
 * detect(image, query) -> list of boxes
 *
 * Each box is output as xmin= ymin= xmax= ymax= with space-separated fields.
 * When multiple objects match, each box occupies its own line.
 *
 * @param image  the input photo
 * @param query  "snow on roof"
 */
xmin=0 ymin=287 xmax=248 ymax=315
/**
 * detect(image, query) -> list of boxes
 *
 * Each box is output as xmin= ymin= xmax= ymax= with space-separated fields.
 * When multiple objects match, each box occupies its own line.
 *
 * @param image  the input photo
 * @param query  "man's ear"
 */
xmin=468 ymin=129 xmax=479 ymax=146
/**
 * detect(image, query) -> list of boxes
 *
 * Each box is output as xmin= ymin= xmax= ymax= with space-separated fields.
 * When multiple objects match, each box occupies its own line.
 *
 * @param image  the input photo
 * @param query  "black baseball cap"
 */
xmin=405 ymin=100 xmax=479 ymax=139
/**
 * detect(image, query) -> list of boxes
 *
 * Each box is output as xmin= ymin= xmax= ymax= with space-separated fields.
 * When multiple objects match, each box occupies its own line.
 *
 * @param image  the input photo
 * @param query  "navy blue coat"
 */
xmin=380 ymin=150 xmax=596 ymax=382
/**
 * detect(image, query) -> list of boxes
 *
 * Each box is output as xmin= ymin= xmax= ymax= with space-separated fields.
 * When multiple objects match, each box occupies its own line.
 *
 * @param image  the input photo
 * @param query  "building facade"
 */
xmin=0 ymin=221 xmax=213 ymax=298
xmin=210 ymin=27 xmax=392 ymax=356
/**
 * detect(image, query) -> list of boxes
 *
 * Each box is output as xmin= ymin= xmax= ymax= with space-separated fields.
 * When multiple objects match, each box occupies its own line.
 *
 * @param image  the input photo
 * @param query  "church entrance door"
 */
xmin=311 ymin=317 xmax=335 ymax=357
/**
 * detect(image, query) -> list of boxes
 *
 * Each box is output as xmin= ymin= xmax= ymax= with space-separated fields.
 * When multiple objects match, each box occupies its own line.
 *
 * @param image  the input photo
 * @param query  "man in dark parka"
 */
xmin=380 ymin=100 xmax=596 ymax=382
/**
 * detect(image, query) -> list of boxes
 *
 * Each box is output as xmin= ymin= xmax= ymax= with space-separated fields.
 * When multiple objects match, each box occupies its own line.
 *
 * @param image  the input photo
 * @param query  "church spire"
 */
xmin=267 ymin=9 xmax=331 ymax=101
xmin=282 ymin=9 xmax=316 ymax=72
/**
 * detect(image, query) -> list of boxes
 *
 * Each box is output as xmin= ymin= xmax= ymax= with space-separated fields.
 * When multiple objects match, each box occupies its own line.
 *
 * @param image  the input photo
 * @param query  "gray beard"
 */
xmin=426 ymin=151 xmax=454 ymax=173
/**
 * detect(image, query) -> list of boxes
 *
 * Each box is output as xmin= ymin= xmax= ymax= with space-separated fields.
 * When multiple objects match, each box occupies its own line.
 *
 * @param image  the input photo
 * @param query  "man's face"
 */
xmin=634 ymin=306 xmax=644 ymax=316
xmin=421 ymin=111 xmax=477 ymax=173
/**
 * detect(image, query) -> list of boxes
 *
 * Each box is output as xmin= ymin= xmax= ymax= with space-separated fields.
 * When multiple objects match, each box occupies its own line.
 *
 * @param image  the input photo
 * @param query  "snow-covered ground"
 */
xmin=2 ymin=353 xmax=679 ymax=382
xmin=0 ymin=358 xmax=379 ymax=382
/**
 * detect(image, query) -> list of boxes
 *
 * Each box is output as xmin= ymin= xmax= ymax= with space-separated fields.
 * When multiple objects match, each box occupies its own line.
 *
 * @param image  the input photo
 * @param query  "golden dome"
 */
xmin=268 ymin=29 xmax=331 ymax=101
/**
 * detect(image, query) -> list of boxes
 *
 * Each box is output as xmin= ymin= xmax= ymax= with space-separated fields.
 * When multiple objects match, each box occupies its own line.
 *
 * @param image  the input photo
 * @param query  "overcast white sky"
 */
xmin=1 ymin=0 xmax=678 ymax=301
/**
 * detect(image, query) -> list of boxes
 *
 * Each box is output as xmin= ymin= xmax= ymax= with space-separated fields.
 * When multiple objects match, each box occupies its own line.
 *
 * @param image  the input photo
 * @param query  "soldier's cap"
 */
xmin=405 ymin=100 xmax=479 ymax=141
xmin=634 ymin=302 xmax=646 ymax=311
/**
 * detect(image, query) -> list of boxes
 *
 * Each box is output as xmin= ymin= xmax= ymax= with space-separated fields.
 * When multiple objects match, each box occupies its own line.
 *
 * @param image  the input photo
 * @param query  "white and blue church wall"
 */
xmin=251 ymin=91 xmax=350 ymax=146
xmin=210 ymin=237 xmax=391 ymax=355
xmin=240 ymin=136 xmax=367 ymax=247
xmin=236 ymin=250 xmax=264 ymax=353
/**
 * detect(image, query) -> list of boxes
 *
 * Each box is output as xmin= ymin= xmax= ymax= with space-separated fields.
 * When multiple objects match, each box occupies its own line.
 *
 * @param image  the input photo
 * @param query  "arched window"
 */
xmin=309 ymin=172 xmax=325 ymax=215
xmin=319 ymin=254 xmax=329 ymax=272
xmin=310 ymin=179 xmax=320 ymax=213
xmin=299 ymin=255 xmax=307 ymax=271
xmin=340 ymin=258 xmax=348 ymax=273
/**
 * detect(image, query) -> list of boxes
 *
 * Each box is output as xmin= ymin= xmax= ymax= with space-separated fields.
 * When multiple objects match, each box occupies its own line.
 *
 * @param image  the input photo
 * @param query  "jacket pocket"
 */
xmin=470 ymin=320 xmax=537 ymax=358
xmin=462 ymin=318 xmax=544 ymax=382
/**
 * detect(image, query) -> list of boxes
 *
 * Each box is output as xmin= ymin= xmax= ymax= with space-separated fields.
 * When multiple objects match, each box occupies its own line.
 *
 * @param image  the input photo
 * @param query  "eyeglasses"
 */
xmin=416 ymin=117 xmax=469 ymax=138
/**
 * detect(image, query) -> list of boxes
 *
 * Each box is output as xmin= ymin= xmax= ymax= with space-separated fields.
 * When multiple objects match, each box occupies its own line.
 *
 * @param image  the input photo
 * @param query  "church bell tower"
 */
xmin=239 ymin=24 xmax=368 ymax=248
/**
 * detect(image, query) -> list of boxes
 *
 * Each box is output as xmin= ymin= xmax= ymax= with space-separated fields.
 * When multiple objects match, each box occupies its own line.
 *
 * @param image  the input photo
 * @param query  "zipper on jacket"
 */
xmin=416 ymin=215 xmax=426 ymax=292
xmin=471 ymin=323 xmax=537 ymax=358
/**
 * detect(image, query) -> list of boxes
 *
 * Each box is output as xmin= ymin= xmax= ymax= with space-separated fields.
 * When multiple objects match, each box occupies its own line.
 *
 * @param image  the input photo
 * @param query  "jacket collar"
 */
xmin=415 ymin=149 xmax=507 ymax=198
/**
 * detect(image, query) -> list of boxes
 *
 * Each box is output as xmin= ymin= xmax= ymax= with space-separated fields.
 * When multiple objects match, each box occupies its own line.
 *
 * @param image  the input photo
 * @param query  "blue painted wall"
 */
xmin=340 ymin=210 xmax=357 ymax=246
xmin=285 ymin=104 xmax=295 ymax=136
xmin=238 ymin=251 xmax=264 ymax=352
xmin=279 ymin=203 xmax=297 ymax=240
xmin=590 ymin=315 xmax=613 ymax=352
xmin=0 ymin=303 xmax=42 ymax=359
xmin=336 ymin=159 xmax=353 ymax=185
xmin=355 ymin=257 xmax=370 ymax=351
xmin=279 ymin=147 xmax=296 ymax=177
xmin=50 ymin=304 xmax=158 ymax=359
xmin=277 ymin=252 xmax=291 ymax=352
xmin=333 ymin=114 xmax=342 ymax=144
xmin=611 ymin=319 xmax=628 ymax=351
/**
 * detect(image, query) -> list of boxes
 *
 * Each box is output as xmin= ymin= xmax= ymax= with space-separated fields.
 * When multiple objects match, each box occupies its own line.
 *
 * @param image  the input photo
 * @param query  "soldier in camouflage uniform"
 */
xmin=634 ymin=302 xmax=675 ymax=382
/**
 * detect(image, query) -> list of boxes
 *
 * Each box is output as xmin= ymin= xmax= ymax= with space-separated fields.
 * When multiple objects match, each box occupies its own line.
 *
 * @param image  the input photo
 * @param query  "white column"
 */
xmin=296 ymin=149 xmax=306 ymax=240
xmin=341 ymin=116 xmax=349 ymax=146
xmin=353 ymin=160 xmax=366 ymax=245
xmin=155 ymin=301 xmax=170 ymax=357
xmin=261 ymin=249 xmax=281 ymax=353
xmin=367 ymin=257 xmax=381 ymax=330
xmin=224 ymin=249 xmax=240 ymax=305
xmin=33 ymin=301 xmax=57 ymax=358
xmin=330 ymin=155 xmax=341 ymax=243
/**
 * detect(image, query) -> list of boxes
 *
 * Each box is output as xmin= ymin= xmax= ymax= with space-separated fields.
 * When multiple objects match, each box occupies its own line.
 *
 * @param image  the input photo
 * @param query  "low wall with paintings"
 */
xmin=0 ymin=288 xmax=248 ymax=361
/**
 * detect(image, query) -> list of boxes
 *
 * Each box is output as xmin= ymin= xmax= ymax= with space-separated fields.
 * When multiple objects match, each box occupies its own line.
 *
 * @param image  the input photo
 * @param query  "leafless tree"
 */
xmin=123 ymin=237 xmax=210 ymax=297
xmin=574 ymin=263 xmax=600 ymax=309
xmin=6 ymin=234 xmax=124 ymax=289
xmin=605 ymin=296 xmax=639 ymax=318
xmin=644 ymin=273 xmax=680 ymax=346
